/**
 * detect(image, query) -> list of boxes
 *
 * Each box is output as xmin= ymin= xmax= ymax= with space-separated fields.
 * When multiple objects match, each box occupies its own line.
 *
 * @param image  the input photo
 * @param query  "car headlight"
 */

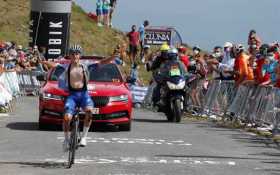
xmin=109 ymin=95 xmax=128 ymax=103
xmin=167 ymin=81 xmax=186 ymax=90
xmin=41 ymin=92 xmax=64 ymax=101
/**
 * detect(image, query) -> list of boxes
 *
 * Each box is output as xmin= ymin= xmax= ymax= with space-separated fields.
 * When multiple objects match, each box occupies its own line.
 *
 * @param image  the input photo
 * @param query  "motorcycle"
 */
xmin=156 ymin=62 xmax=186 ymax=122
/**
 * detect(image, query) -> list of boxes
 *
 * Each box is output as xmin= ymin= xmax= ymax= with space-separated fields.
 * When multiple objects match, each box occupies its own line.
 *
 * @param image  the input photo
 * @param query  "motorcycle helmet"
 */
xmin=160 ymin=42 xmax=170 ymax=59
xmin=168 ymin=46 xmax=178 ymax=60
xmin=160 ymin=42 xmax=170 ymax=52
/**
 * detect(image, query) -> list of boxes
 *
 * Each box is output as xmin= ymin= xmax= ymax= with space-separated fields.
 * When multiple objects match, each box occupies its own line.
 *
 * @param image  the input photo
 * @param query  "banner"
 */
xmin=144 ymin=29 xmax=172 ymax=45
xmin=144 ymin=27 xmax=183 ymax=46
xmin=29 ymin=0 xmax=72 ymax=60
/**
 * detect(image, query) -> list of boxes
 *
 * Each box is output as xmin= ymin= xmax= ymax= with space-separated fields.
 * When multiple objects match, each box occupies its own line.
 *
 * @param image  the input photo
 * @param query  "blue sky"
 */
xmin=74 ymin=0 xmax=280 ymax=50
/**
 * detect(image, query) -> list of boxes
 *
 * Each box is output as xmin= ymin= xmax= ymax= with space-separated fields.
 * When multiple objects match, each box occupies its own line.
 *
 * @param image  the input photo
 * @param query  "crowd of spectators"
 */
xmin=0 ymin=41 xmax=48 ymax=74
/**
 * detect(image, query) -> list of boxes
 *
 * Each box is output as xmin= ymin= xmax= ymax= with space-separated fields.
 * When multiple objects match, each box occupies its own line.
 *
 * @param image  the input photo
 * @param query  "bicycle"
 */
xmin=67 ymin=108 xmax=82 ymax=169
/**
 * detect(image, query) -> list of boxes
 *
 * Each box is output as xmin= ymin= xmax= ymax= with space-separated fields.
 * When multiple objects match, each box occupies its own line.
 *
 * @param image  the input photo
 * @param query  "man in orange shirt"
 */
xmin=233 ymin=44 xmax=249 ymax=86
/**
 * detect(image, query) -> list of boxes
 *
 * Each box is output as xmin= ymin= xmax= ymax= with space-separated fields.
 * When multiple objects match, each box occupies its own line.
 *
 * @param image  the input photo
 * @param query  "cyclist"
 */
xmin=59 ymin=44 xmax=116 ymax=152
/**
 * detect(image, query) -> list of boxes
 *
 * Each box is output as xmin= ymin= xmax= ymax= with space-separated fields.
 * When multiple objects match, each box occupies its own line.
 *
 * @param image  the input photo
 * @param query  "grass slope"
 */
xmin=0 ymin=0 xmax=126 ymax=56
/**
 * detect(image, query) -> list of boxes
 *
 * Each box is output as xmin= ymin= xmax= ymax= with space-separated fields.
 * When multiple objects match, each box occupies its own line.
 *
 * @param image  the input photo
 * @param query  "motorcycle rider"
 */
xmin=148 ymin=43 xmax=170 ymax=105
xmin=156 ymin=46 xmax=187 ymax=106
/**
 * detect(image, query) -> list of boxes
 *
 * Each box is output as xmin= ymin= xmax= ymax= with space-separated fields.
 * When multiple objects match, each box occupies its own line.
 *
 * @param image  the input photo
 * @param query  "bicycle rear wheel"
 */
xmin=67 ymin=117 xmax=79 ymax=168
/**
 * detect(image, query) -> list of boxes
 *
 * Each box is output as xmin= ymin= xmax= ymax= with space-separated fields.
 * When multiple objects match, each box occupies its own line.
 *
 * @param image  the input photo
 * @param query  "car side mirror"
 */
xmin=36 ymin=74 xmax=46 ymax=81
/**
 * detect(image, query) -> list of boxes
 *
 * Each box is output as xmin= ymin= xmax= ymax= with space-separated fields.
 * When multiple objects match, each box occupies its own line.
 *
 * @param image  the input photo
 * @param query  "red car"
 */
xmin=38 ymin=57 xmax=133 ymax=131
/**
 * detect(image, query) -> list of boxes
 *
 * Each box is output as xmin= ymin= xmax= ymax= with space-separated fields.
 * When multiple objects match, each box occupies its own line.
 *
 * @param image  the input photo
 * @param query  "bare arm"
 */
xmin=40 ymin=60 xmax=58 ymax=69
xmin=99 ymin=55 xmax=118 ymax=64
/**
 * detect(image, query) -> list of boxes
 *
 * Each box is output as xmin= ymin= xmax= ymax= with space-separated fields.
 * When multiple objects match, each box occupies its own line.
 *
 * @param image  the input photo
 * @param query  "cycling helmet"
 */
xmin=168 ymin=46 xmax=178 ymax=60
xmin=69 ymin=44 xmax=83 ymax=54
xmin=160 ymin=42 xmax=170 ymax=52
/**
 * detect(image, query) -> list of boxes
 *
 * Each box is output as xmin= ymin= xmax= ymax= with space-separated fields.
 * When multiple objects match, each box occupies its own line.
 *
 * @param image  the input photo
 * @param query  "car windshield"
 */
xmin=89 ymin=64 xmax=122 ymax=82
xmin=49 ymin=63 xmax=122 ymax=82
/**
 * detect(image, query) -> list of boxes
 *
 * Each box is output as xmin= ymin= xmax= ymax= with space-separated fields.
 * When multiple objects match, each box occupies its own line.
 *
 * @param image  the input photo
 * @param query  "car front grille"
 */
xmin=91 ymin=96 xmax=109 ymax=107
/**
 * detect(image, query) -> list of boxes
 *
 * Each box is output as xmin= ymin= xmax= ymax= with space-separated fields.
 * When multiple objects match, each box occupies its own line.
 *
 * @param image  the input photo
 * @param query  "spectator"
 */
xmin=127 ymin=63 xmax=142 ymax=86
xmin=241 ymin=57 xmax=255 ymax=85
xmin=109 ymin=0 xmax=117 ymax=27
xmin=127 ymin=25 xmax=140 ymax=64
xmin=233 ymin=44 xmax=250 ymax=86
xmin=189 ymin=50 xmax=208 ymax=114
xmin=218 ymin=42 xmax=235 ymax=80
xmin=112 ymin=45 xmax=125 ymax=66
xmin=102 ymin=0 xmax=110 ymax=27
xmin=260 ymin=52 xmax=278 ymax=86
xmin=271 ymin=42 xmax=280 ymax=61
xmin=5 ymin=49 xmax=17 ymax=70
xmin=178 ymin=46 xmax=189 ymax=69
xmin=0 ymin=57 xmax=5 ymax=74
xmin=274 ymin=63 xmax=280 ymax=88
xmin=255 ymin=44 xmax=269 ymax=84
xmin=141 ymin=45 xmax=152 ymax=63
xmin=248 ymin=29 xmax=262 ymax=54
xmin=213 ymin=46 xmax=223 ymax=63
xmin=96 ymin=0 xmax=103 ymax=27
xmin=139 ymin=20 xmax=150 ymax=62
xmin=187 ymin=46 xmax=201 ymax=73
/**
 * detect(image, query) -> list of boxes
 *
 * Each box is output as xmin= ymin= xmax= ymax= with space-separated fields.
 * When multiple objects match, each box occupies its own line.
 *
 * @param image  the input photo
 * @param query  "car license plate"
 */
xmin=92 ymin=108 xmax=99 ymax=114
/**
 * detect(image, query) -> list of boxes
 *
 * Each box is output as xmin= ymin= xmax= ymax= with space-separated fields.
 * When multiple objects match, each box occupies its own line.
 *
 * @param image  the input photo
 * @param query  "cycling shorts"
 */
xmin=64 ymin=91 xmax=94 ymax=116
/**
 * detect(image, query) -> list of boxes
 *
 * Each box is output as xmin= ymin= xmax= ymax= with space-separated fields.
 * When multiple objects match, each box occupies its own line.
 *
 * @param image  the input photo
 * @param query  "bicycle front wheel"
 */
xmin=67 ymin=118 xmax=79 ymax=168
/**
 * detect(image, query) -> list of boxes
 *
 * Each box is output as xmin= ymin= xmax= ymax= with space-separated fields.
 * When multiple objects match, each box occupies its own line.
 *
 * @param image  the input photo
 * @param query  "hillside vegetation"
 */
xmin=0 ymin=0 xmax=126 ymax=56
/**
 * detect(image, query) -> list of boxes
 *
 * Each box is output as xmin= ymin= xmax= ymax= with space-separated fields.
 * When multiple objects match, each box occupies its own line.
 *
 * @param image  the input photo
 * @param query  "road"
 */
xmin=0 ymin=97 xmax=279 ymax=175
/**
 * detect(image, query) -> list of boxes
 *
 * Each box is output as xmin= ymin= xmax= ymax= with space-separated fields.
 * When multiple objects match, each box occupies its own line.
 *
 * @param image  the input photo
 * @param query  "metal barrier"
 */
xmin=142 ymin=79 xmax=280 ymax=131
xmin=199 ymin=80 xmax=280 ymax=130
xmin=0 ymin=70 xmax=44 ymax=113
xmin=17 ymin=70 xmax=43 ymax=95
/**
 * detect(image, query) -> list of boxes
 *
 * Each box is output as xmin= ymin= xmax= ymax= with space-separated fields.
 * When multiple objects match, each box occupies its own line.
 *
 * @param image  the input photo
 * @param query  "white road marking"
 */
xmin=0 ymin=113 xmax=9 ymax=117
xmin=45 ymin=156 xmax=236 ymax=166
xmin=57 ymin=136 xmax=192 ymax=147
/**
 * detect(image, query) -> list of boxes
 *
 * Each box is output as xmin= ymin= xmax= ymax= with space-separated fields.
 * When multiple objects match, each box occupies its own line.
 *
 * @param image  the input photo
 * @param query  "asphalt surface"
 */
xmin=0 ymin=97 xmax=279 ymax=175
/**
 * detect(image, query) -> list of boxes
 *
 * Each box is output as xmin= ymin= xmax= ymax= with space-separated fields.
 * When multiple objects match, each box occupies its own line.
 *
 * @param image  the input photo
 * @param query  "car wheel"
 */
xmin=119 ymin=122 xmax=131 ymax=131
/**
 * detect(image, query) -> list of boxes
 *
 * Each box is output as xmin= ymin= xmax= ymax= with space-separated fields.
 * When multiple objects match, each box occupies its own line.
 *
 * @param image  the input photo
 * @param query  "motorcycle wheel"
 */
xmin=166 ymin=110 xmax=174 ymax=122
xmin=173 ymin=99 xmax=182 ymax=123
